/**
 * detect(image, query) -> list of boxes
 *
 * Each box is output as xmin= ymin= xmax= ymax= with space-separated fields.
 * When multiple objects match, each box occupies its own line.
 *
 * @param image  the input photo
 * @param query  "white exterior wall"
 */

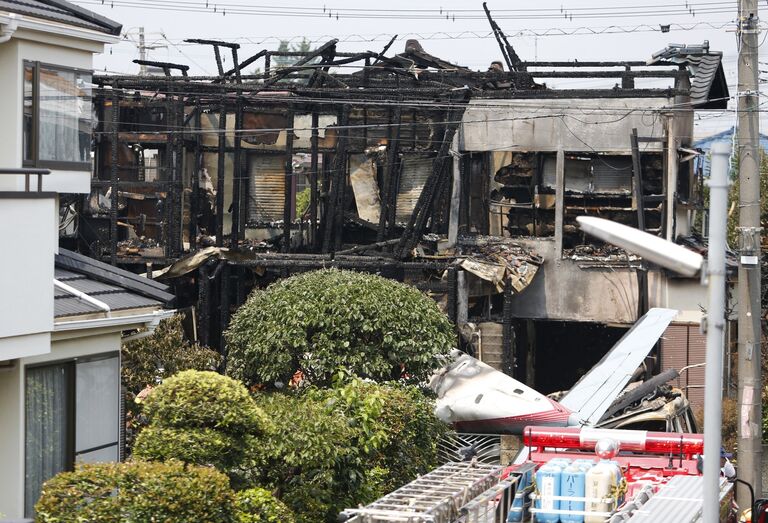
xmin=0 ymin=18 xmax=107 ymax=193
xmin=0 ymin=332 xmax=121 ymax=520
xmin=462 ymin=98 xmax=670 ymax=154
xmin=0 ymin=197 xmax=56 ymax=345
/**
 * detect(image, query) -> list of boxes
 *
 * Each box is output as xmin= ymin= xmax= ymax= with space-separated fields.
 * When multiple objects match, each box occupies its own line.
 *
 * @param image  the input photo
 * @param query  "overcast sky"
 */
xmin=73 ymin=0 xmax=757 ymax=138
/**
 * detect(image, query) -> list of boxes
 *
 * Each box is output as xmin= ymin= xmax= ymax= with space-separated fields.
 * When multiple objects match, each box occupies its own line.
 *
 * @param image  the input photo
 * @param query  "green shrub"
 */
xmin=133 ymin=370 xmax=270 ymax=485
xmin=35 ymin=460 xmax=236 ymax=523
xmin=225 ymin=269 xmax=455 ymax=387
xmin=235 ymin=488 xmax=296 ymax=523
xmin=140 ymin=370 xmax=268 ymax=433
xmin=133 ymin=426 xmax=247 ymax=470
xmin=247 ymin=392 xmax=357 ymax=523
xmin=246 ymin=379 xmax=447 ymax=522
xmin=122 ymin=315 xmax=220 ymax=452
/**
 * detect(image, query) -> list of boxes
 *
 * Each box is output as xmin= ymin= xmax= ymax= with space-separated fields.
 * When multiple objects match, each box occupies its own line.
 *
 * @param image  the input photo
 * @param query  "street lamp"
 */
xmin=576 ymin=141 xmax=731 ymax=523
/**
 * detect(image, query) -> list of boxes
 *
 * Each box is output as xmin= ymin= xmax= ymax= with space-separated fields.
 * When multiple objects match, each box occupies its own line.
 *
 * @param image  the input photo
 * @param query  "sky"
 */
xmin=72 ymin=0 xmax=761 ymax=138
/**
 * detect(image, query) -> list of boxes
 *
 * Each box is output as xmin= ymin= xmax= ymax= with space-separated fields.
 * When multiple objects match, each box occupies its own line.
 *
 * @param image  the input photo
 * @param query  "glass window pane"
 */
xmin=75 ymin=356 xmax=119 ymax=454
xmin=38 ymin=67 xmax=91 ymax=164
xmin=25 ymin=364 xmax=70 ymax=518
xmin=76 ymin=444 xmax=119 ymax=465
xmin=23 ymin=64 xmax=34 ymax=162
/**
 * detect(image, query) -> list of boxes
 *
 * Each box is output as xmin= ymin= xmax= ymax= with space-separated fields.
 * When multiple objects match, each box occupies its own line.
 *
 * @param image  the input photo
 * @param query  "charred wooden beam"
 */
xmin=377 ymin=105 xmax=402 ymax=242
xmin=283 ymin=109 xmax=295 ymax=252
xmin=132 ymin=59 xmax=190 ymax=77
xmin=231 ymin=97 xmax=244 ymax=247
xmin=264 ymin=39 xmax=339 ymax=87
xmin=109 ymin=90 xmax=119 ymax=265
xmin=214 ymin=49 xmax=267 ymax=83
xmin=215 ymin=103 xmax=227 ymax=246
xmin=483 ymin=2 xmax=524 ymax=72
xmin=309 ymin=112 xmax=319 ymax=249
xmin=190 ymin=103 xmax=202 ymax=251
xmin=630 ymin=128 xmax=646 ymax=231
xmin=321 ymin=105 xmax=350 ymax=253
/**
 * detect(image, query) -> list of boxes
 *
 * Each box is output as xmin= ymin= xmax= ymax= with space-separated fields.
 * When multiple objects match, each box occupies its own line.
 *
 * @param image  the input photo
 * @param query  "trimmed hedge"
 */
xmin=132 ymin=370 xmax=270 ymax=485
xmin=138 ymin=370 xmax=268 ymax=433
xmin=35 ymin=461 xmax=236 ymax=523
xmin=235 ymin=488 xmax=296 ymax=523
xmin=225 ymin=269 xmax=455 ymax=387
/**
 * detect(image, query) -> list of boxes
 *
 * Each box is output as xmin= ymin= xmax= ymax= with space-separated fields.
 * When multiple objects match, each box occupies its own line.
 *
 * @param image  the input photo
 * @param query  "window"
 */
xmin=23 ymin=61 xmax=93 ymax=169
xmin=24 ymin=354 xmax=119 ymax=517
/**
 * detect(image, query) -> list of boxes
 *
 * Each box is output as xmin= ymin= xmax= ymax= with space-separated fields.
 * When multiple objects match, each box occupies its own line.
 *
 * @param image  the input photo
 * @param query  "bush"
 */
xmin=35 ymin=460 xmax=236 ymax=523
xmin=225 ymin=269 xmax=455 ymax=387
xmin=235 ymin=488 xmax=296 ymax=523
xmin=122 ymin=315 xmax=220 ymax=452
xmin=247 ymin=392 xmax=357 ymax=523
xmin=122 ymin=315 xmax=220 ymax=394
xmin=133 ymin=370 xmax=270 ymax=484
xmin=246 ymin=379 xmax=447 ymax=522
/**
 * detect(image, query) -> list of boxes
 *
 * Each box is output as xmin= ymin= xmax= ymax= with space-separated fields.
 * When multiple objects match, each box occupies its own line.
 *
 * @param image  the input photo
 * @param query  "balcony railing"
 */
xmin=0 ymin=168 xmax=51 ymax=192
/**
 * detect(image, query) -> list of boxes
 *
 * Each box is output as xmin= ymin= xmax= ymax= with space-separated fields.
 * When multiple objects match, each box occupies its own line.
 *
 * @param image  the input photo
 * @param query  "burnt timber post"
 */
xmin=215 ymin=102 xmax=227 ymax=246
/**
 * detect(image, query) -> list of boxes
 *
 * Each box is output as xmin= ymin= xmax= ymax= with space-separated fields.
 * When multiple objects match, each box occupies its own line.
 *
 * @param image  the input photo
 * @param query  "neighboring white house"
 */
xmin=0 ymin=2 xmax=174 ymax=520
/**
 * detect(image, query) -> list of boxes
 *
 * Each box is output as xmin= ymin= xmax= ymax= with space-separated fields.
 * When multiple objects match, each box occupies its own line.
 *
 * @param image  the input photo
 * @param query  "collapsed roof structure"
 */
xmin=67 ymin=10 xmax=730 ymax=398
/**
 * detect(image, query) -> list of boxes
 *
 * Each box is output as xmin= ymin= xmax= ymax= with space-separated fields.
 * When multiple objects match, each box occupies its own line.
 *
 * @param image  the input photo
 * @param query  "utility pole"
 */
xmin=737 ymin=0 xmax=762 ymax=508
xmin=138 ymin=27 xmax=147 ymax=75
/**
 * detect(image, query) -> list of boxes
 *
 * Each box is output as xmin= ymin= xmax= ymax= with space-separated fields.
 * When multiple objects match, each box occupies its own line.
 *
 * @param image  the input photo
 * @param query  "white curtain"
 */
xmin=25 ymin=364 xmax=69 ymax=518
xmin=38 ymin=68 xmax=91 ymax=163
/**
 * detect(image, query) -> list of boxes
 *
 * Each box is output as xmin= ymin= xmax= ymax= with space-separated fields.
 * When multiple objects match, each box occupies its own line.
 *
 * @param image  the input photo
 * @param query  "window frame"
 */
xmin=22 ymin=60 xmax=93 ymax=171
xmin=24 ymin=351 xmax=120 ymax=517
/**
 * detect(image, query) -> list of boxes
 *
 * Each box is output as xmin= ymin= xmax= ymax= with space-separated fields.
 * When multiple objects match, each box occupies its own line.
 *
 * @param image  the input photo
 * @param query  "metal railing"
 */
xmin=0 ymin=168 xmax=50 ymax=192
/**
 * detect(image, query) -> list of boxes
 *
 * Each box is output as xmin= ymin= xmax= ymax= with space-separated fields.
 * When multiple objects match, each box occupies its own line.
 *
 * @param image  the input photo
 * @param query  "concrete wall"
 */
xmin=507 ymin=239 xmax=708 ymax=325
xmin=462 ymin=98 xmax=670 ymax=154
xmin=0 ymin=332 xmax=120 ymax=520
xmin=0 ymin=27 xmax=101 ymax=193
xmin=0 ymin=197 xmax=56 ymax=343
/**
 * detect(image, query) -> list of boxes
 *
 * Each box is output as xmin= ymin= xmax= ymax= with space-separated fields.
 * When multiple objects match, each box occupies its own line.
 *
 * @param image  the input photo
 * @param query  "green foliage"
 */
xmin=122 ymin=315 xmax=220 ymax=452
xmin=225 ymin=269 xmax=455 ymax=388
xmin=133 ymin=370 xmax=270 ymax=485
xmin=246 ymin=378 xmax=447 ymax=522
xmin=235 ymin=488 xmax=296 ymax=523
xmin=122 ymin=315 xmax=220 ymax=395
xmin=139 ymin=370 xmax=268 ymax=433
xmin=35 ymin=460 xmax=236 ymax=523
xmin=295 ymin=187 xmax=311 ymax=217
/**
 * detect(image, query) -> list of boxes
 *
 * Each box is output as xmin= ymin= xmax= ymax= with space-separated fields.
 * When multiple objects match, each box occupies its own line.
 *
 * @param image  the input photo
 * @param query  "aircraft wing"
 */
xmin=559 ymin=307 xmax=678 ymax=427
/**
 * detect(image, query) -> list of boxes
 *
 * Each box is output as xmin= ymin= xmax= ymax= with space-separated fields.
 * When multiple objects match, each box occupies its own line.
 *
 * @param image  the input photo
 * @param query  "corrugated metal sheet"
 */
xmin=626 ymin=475 xmax=724 ymax=522
xmin=247 ymin=154 xmax=286 ymax=223
xmin=542 ymin=155 xmax=632 ymax=193
xmin=396 ymin=154 xmax=432 ymax=223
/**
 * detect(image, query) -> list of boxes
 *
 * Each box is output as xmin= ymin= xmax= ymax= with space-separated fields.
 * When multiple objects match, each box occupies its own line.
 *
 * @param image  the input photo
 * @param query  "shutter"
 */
xmin=661 ymin=324 xmax=689 ymax=395
xmin=396 ymin=154 xmax=433 ymax=223
xmin=685 ymin=326 xmax=707 ymax=410
xmin=592 ymin=157 xmax=633 ymax=193
xmin=247 ymin=154 xmax=286 ymax=223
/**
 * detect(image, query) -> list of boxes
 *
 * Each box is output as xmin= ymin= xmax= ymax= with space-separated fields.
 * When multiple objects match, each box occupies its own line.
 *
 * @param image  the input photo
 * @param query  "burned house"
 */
xmin=68 ymin=30 xmax=729 ymax=407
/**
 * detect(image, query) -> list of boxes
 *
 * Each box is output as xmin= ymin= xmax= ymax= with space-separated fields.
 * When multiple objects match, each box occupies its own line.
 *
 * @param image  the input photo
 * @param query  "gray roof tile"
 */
xmin=0 ymin=0 xmax=121 ymax=35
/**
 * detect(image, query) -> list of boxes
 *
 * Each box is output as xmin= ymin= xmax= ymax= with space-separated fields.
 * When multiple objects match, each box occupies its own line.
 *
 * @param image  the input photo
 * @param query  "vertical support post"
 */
xmin=702 ymin=142 xmax=730 ymax=523
xmin=218 ymin=261 xmax=230 ymax=368
xmin=630 ymin=128 xmax=646 ymax=232
xmin=378 ymin=106 xmax=402 ymax=242
xmin=198 ymin=262 xmax=210 ymax=347
xmin=190 ymin=104 xmax=201 ymax=251
xmin=456 ymin=270 xmax=468 ymax=324
xmin=553 ymin=149 xmax=565 ymax=257
xmin=231 ymin=97 xmax=243 ymax=248
xmin=283 ymin=109 xmax=295 ymax=253
xmin=215 ymin=102 xmax=227 ymax=246
xmin=448 ymin=128 xmax=462 ymax=248
xmin=310 ymin=111 xmax=319 ymax=250
xmin=737 ymin=0 xmax=763 ymax=505
xmin=109 ymin=89 xmax=119 ymax=265
xmin=447 ymin=267 xmax=458 ymax=323
xmin=502 ymin=280 xmax=515 ymax=377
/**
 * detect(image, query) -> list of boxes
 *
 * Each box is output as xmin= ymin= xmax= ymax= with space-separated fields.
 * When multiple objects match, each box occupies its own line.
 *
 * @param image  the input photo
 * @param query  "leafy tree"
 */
xmin=35 ymin=461 xmax=236 ymax=523
xmin=133 ymin=370 xmax=270 ymax=485
xmin=225 ymin=269 xmax=455 ymax=388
